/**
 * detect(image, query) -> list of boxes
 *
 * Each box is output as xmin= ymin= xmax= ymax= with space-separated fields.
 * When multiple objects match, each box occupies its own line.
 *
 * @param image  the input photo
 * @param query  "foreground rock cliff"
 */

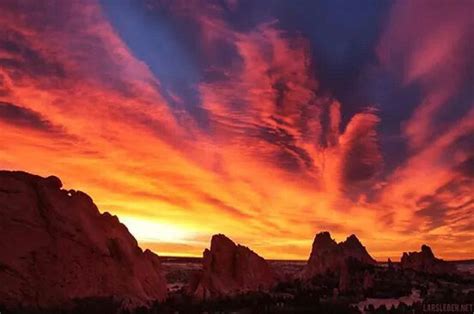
xmin=190 ymin=234 xmax=277 ymax=299
xmin=401 ymin=245 xmax=457 ymax=274
xmin=0 ymin=171 xmax=167 ymax=310
xmin=301 ymin=231 xmax=376 ymax=280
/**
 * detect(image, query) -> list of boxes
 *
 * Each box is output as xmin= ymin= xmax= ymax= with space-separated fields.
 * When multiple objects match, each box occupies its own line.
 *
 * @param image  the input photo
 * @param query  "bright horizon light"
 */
xmin=119 ymin=216 xmax=198 ymax=244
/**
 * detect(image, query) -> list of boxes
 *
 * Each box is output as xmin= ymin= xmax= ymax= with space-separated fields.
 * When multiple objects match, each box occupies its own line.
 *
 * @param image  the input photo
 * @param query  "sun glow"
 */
xmin=119 ymin=216 xmax=197 ymax=244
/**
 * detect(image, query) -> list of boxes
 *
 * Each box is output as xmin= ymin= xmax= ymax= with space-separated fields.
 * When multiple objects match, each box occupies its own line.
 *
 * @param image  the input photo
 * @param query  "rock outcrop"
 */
xmin=387 ymin=258 xmax=394 ymax=271
xmin=190 ymin=234 xmax=276 ymax=299
xmin=301 ymin=231 xmax=376 ymax=279
xmin=338 ymin=258 xmax=375 ymax=293
xmin=363 ymin=270 xmax=375 ymax=291
xmin=400 ymin=245 xmax=457 ymax=274
xmin=0 ymin=171 xmax=167 ymax=311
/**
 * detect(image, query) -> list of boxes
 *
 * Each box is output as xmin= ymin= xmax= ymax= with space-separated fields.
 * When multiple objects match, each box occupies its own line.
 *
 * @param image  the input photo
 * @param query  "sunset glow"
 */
xmin=0 ymin=0 xmax=472 ymax=260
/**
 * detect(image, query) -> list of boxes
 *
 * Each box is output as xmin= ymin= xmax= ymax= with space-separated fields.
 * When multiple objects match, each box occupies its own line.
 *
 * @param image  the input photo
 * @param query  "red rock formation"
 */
xmin=363 ymin=270 xmax=375 ymax=290
xmin=0 ymin=171 xmax=167 ymax=311
xmin=340 ymin=234 xmax=377 ymax=265
xmin=337 ymin=259 xmax=375 ymax=293
xmin=338 ymin=261 xmax=351 ymax=292
xmin=400 ymin=245 xmax=457 ymax=274
xmin=191 ymin=234 xmax=276 ymax=299
xmin=301 ymin=231 xmax=376 ymax=279
xmin=387 ymin=258 xmax=394 ymax=271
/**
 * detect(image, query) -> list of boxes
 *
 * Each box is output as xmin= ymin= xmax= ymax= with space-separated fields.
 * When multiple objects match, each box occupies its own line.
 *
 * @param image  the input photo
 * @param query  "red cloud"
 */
xmin=339 ymin=112 xmax=382 ymax=185
xmin=377 ymin=0 xmax=473 ymax=149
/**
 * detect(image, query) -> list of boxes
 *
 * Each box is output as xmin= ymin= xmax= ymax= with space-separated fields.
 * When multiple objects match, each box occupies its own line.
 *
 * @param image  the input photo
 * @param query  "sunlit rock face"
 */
xmin=0 ymin=171 xmax=167 ymax=311
xmin=400 ymin=245 xmax=457 ymax=274
xmin=301 ymin=231 xmax=376 ymax=279
xmin=191 ymin=234 xmax=277 ymax=299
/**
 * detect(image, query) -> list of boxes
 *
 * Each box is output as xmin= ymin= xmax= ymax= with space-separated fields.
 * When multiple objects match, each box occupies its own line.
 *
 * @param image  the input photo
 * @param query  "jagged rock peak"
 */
xmin=210 ymin=233 xmax=237 ymax=251
xmin=313 ymin=231 xmax=338 ymax=248
xmin=190 ymin=234 xmax=277 ymax=299
xmin=344 ymin=234 xmax=362 ymax=246
xmin=301 ymin=231 xmax=376 ymax=280
xmin=421 ymin=244 xmax=435 ymax=257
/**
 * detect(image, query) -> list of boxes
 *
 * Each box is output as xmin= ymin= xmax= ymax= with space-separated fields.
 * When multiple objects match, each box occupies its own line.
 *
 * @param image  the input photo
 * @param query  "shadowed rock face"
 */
xmin=0 ymin=171 xmax=167 ymax=310
xmin=191 ymin=234 xmax=277 ymax=299
xmin=301 ymin=231 xmax=376 ymax=279
xmin=400 ymin=245 xmax=457 ymax=274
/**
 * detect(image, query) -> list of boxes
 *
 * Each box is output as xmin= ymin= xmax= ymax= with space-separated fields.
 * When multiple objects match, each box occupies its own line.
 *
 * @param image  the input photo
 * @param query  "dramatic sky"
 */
xmin=0 ymin=0 xmax=473 ymax=260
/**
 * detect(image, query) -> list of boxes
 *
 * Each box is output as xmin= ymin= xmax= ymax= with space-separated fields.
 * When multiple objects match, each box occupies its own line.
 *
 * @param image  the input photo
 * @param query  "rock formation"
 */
xmin=338 ymin=258 xmax=375 ymax=293
xmin=400 ymin=245 xmax=457 ymax=274
xmin=0 ymin=171 xmax=167 ymax=311
xmin=301 ymin=231 xmax=376 ymax=280
xmin=338 ymin=261 xmax=351 ymax=292
xmin=387 ymin=258 xmax=394 ymax=271
xmin=190 ymin=234 xmax=277 ymax=299
xmin=363 ymin=270 xmax=375 ymax=291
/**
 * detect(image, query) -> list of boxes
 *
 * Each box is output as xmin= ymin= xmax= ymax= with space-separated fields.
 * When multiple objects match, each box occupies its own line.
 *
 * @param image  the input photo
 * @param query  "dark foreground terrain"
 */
xmin=2 ymin=258 xmax=473 ymax=314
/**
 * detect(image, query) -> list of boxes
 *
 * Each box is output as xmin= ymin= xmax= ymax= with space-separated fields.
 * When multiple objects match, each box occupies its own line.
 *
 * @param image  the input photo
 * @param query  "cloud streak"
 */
xmin=0 ymin=101 xmax=64 ymax=133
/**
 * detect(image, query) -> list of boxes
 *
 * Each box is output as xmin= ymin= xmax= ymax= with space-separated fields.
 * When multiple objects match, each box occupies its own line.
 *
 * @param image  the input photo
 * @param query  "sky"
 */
xmin=0 ymin=0 xmax=473 ymax=260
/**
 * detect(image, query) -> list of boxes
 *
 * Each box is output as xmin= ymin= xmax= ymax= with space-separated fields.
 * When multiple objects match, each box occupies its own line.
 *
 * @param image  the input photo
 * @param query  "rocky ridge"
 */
xmin=0 ymin=171 xmax=167 ymax=311
xmin=401 ymin=245 xmax=457 ymax=274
